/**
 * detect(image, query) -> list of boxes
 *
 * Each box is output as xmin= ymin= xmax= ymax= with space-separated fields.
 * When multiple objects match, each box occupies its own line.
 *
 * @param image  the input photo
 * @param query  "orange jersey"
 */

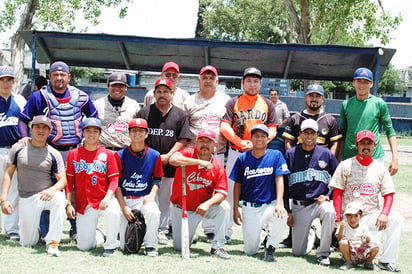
xmin=222 ymin=93 xmax=277 ymax=150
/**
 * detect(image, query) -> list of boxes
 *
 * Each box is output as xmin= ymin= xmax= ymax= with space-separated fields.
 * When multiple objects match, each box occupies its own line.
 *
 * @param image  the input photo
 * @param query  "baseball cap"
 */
xmin=0 ymin=66 xmax=15 ymax=78
xmin=154 ymin=78 xmax=172 ymax=90
xmin=344 ymin=201 xmax=364 ymax=215
xmin=243 ymin=67 xmax=262 ymax=79
xmin=356 ymin=130 xmax=376 ymax=143
xmin=30 ymin=115 xmax=52 ymax=129
xmin=128 ymin=118 xmax=148 ymax=130
xmin=200 ymin=65 xmax=218 ymax=76
xmin=162 ymin=62 xmax=180 ymax=73
xmin=306 ymin=84 xmax=324 ymax=96
xmin=300 ymin=119 xmax=318 ymax=132
xmin=251 ymin=124 xmax=269 ymax=136
xmin=82 ymin=117 xmax=102 ymax=130
xmin=50 ymin=61 xmax=70 ymax=74
xmin=107 ymin=72 xmax=128 ymax=85
xmin=353 ymin=67 xmax=373 ymax=82
xmin=197 ymin=129 xmax=216 ymax=141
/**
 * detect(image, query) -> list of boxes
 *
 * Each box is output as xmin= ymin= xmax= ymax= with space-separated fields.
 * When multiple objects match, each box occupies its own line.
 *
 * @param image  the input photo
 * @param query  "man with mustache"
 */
xmin=283 ymin=84 xmax=341 ymax=156
xmin=137 ymin=78 xmax=191 ymax=245
xmin=169 ymin=129 xmax=231 ymax=259
xmin=330 ymin=130 xmax=403 ymax=272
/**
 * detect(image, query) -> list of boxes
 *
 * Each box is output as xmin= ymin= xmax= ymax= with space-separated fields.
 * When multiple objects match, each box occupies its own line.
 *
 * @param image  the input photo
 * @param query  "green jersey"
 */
xmin=340 ymin=95 xmax=396 ymax=160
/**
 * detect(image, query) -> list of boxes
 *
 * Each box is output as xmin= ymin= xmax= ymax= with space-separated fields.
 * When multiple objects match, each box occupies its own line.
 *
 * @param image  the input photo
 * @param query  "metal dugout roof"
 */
xmin=21 ymin=30 xmax=395 ymax=90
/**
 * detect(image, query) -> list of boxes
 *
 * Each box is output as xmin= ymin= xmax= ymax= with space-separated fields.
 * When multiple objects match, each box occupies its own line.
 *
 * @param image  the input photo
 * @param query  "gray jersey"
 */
xmin=8 ymin=142 xmax=65 ymax=198
xmin=143 ymin=87 xmax=190 ymax=110
xmin=94 ymin=95 xmax=140 ymax=148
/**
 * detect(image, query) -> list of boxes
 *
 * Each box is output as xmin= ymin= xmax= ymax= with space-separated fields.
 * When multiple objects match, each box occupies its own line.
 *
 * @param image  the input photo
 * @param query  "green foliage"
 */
xmin=69 ymin=66 xmax=105 ymax=85
xmin=378 ymin=63 xmax=407 ymax=95
xmin=0 ymin=0 xmax=131 ymax=33
xmin=200 ymin=0 xmax=291 ymax=43
xmin=200 ymin=0 xmax=402 ymax=46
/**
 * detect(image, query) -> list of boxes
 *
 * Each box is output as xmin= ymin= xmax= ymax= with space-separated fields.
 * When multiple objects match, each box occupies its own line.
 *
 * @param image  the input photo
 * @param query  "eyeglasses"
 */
xmin=164 ymin=72 xmax=179 ymax=79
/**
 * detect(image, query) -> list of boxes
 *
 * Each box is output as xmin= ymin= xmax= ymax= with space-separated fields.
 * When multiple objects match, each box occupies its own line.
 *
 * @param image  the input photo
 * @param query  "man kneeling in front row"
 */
xmin=169 ymin=129 xmax=231 ymax=259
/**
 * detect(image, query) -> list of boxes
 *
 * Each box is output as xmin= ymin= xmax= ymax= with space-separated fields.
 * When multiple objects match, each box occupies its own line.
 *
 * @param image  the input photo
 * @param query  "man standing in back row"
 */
xmin=95 ymin=72 xmax=140 ymax=151
xmin=0 ymin=66 xmax=26 ymax=241
xmin=143 ymin=61 xmax=190 ymax=109
xmin=221 ymin=67 xmax=277 ymax=241
xmin=340 ymin=67 xmax=398 ymax=175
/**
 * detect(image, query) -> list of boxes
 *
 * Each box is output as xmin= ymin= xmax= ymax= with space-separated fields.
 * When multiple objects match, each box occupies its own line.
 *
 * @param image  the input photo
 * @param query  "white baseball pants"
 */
xmin=241 ymin=200 xmax=288 ymax=255
xmin=119 ymin=197 xmax=160 ymax=249
xmin=157 ymin=177 xmax=173 ymax=234
xmin=172 ymin=200 xmax=230 ymax=251
xmin=0 ymin=148 xmax=19 ymax=235
xmin=19 ymin=191 xmax=66 ymax=246
xmin=76 ymin=198 xmax=121 ymax=251
xmin=361 ymin=210 xmax=404 ymax=263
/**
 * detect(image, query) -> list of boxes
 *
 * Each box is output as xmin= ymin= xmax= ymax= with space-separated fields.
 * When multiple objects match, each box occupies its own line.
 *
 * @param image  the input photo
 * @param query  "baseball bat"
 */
xmin=181 ymin=165 xmax=190 ymax=259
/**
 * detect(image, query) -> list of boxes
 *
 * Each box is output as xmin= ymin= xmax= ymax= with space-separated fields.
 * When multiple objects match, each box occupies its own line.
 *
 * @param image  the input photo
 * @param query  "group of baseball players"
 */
xmin=0 ymin=61 xmax=404 ymax=271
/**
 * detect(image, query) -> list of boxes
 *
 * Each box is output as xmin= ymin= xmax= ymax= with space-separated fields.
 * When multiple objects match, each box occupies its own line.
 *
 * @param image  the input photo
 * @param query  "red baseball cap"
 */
xmin=197 ymin=129 xmax=216 ymax=141
xmin=356 ymin=130 xmax=376 ymax=143
xmin=128 ymin=118 xmax=148 ymax=130
xmin=200 ymin=65 xmax=218 ymax=76
xmin=154 ymin=78 xmax=172 ymax=90
xmin=162 ymin=62 xmax=180 ymax=73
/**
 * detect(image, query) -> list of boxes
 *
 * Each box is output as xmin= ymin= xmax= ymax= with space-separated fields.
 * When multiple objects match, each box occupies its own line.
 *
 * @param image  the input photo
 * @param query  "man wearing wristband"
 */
xmin=330 ymin=130 xmax=404 ymax=272
xmin=1 ymin=115 xmax=66 ymax=256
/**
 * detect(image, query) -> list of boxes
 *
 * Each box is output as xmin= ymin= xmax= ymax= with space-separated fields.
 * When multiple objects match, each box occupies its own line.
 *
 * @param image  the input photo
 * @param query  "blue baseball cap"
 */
xmin=0 ymin=66 xmax=15 ymax=78
xmin=251 ymin=124 xmax=269 ymax=136
xmin=83 ymin=117 xmax=102 ymax=129
xmin=353 ymin=67 xmax=373 ymax=82
xmin=50 ymin=61 xmax=70 ymax=74
xmin=306 ymin=84 xmax=324 ymax=96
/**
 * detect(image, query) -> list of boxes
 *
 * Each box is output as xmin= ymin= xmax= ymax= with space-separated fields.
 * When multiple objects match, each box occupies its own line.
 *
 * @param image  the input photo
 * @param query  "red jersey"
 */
xmin=170 ymin=147 xmax=228 ymax=212
xmin=66 ymin=146 xmax=119 ymax=214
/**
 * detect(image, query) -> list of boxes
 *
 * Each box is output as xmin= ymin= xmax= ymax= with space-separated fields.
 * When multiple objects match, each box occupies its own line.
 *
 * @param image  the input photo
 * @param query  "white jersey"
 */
xmin=94 ymin=95 xmax=140 ymax=148
xmin=143 ymin=87 xmax=190 ymax=110
xmin=184 ymin=91 xmax=230 ymax=154
xmin=330 ymin=157 xmax=396 ymax=215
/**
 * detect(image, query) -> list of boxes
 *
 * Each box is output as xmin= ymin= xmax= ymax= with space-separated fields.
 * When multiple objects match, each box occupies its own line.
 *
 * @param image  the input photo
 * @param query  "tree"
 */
xmin=0 ymin=0 xmax=131 ymax=92
xmin=199 ymin=0 xmax=402 ymax=45
xmin=378 ymin=63 xmax=407 ymax=95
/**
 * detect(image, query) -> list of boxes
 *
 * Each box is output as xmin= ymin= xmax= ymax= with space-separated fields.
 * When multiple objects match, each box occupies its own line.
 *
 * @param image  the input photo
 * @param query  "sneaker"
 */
xmin=317 ymin=256 xmax=330 ymax=266
xmin=166 ymin=225 xmax=173 ymax=239
xmin=47 ymin=240 xmax=61 ymax=257
xmin=264 ymin=245 xmax=276 ymax=262
xmin=278 ymin=235 xmax=292 ymax=248
xmin=210 ymin=247 xmax=231 ymax=259
xmin=158 ymin=232 xmax=168 ymax=245
xmin=69 ymin=228 xmax=77 ymax=243
xmin=103 ymin=249 xmax=117 ymax=257
xmin=146 ymin=247 xmax=158 ymax=257
xmin=340 ymin=262 xmax=353 ymax=270
xmin=7 ymin=232 xmax=20 ymax=241
xmin=225 ymin=235 xmax=231 ymax=244
xmin=206 ymin=233 xmax=214 ymax=243
xmin=364 ymin=262 xmax=380 ymax=271
xmin=377 ymin=262 xmax=400 ymax=272
xmin=192 ymin=233 xmax=198 ymax=244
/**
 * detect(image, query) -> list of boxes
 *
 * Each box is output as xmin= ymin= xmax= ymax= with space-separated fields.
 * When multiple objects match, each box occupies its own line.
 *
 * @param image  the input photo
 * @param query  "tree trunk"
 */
xmin=10 ymin=0 xmax=38 ymax=93
xmin=284 ymin=0 xmax=301 ymax=43
xmin=195 ymin=2 xmax=204 ymax=38
xmin=300 ymin=0 xmax=311 ymax=44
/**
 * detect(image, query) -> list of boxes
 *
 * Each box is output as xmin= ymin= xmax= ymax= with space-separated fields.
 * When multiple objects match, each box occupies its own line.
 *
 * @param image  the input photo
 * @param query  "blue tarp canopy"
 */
xmin=20 ymin=30 xmax=395 ymax=87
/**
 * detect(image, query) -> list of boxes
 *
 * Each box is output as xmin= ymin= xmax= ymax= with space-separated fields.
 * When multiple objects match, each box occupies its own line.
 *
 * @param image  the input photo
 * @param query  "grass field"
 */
xmin=1 ymin=136 xmax=411 ymax=273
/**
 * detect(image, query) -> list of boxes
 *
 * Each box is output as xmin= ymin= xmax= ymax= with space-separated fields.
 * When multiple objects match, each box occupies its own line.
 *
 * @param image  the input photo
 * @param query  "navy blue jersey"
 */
xmin=137 ymin=104 xmax=191 ymax=177
xmin=0 ymin=94 xmax=26 ymax=146
xmin=229 ymin=149 xmax=290 ymax=204
xmin=285 ymin=144 xmax=338 ymax=203
xmin=116 ymin=145 xmax=164 ymax=197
